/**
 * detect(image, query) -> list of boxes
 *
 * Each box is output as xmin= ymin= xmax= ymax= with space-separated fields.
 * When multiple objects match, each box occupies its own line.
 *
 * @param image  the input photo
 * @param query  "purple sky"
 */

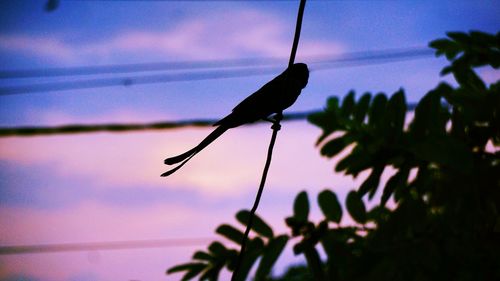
xmin=0 ymin=1 xmax=499 ymax=281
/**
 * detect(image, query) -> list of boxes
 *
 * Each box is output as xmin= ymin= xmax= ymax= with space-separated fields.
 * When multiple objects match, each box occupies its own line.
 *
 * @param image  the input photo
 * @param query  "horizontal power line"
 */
xmin=0 ymin=48 xmax=433 ymax=96
xmin=0 ymin=58 xmax=283 ymax=79
xmin=0 ymin=47 xmax=430 ymax=79
xmin=0 ymin=237 xmax=214 ymax=255
xmin=0 ymin=111 xmax=313 ymax=137
xmin=0 ymin=67 xmax=280 ymax=96
xmin=0 ymin=105 xmax=418 ymax=137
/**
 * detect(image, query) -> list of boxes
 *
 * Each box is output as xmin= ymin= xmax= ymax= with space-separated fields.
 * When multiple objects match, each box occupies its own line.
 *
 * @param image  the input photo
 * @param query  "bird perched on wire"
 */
xmin=161 ymin=63 xmax=309 ymax=177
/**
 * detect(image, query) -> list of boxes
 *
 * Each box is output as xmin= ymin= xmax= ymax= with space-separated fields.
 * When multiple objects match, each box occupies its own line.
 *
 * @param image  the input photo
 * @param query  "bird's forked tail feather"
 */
xmin=161 ymin=126 xmax=228 ymax=177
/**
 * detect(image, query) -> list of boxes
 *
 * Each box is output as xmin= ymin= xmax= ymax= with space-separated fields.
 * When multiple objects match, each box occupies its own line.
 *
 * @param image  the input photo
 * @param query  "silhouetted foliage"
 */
xmin=167 ymin=31 xmax=500 ymax=281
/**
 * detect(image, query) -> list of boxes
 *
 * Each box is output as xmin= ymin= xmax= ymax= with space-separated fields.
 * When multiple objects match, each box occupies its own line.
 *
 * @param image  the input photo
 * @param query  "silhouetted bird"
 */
xmin=161 ymin=63 xmax=309 ymax=177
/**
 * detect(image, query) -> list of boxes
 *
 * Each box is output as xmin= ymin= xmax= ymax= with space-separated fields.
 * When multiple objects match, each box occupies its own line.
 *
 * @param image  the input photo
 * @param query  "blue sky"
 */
xmin=0 ymin=1 xmax=499 ymax=281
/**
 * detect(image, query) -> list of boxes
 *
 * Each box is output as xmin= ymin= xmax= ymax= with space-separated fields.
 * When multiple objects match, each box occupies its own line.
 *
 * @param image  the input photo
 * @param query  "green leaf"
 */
xmin=346 ymin=191 xmax=367 ymax=224
xmin=470 ymin=30 xmax=497 ymax=46
xmin=208 ymin=241 xmax=227 ymax=257
xmin=336 ymin=150 xmax=373 ymax=175
xmin=192 ymin=251 xmax=214 ymax=262
xmin=353 ymin=92 xmax=372 ymax=123
xmin=216 ymin=224 xmax=245 ymax=245
xmin=294 ymin=191 xmax=310 ymax=223
xmin=452 ymin=64 xmax=487 ymax=92
xmin=447 ymin=31 xmax=471 ymax=45
xmin=318 ymin=189 xmax=343 ymax=223
xmin=236 ymin=210 xmax=274 ymax=238
xmin=225 ymin=249 xmax=239 ymax=271
xmin=410 ymin=136 xmax=473 ymax=173
xmin=386 ymin=89 xmax=407 ymax=136
xmin=308 ymin=97 xmax=342 ymax=145
xmin=341 ymin=91 xmax=356 ymax=117
xmin=429 ymin=38 xmax=461 ymax=59
xmin=411 ymin=88 xmax=448 ymax=138
xmin=181 ymin=264 xmax=207 ymax=281
xmin=232 ymin=238 xmax=264 ymax=281
xmin=167 ymin=262 xmax=207 ymax=274
xmin=368 ymin=93 xmax=388 ymax=129
xmin=380 ymin=168 xmax=410 ymax=206
xmin=320 ymin=134 xmax=351 ymax=157
xmin=199 ymin=263 xmax=224 ymax=281
xmin=255 ymin=235 xmax=289 ymax=279
xmin=358 ymin=165 xmax=384 ymax=198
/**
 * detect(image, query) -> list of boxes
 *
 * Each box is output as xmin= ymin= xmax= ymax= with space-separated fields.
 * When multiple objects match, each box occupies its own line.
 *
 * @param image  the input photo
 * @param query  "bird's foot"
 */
xmin=271 ymin=113 xmax=283 ymax=130
xmin=263 ymin=113 xmax=283 ymax=130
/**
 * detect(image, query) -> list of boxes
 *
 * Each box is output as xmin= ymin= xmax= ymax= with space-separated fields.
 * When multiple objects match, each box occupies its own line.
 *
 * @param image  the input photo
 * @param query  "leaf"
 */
xmin=308 ymin=97 xmax=342 ymax=145
xmin=225 ymin=249 xmax=239 ymax=271
xmin=341 ymin=91 xmax=356 ymax=117
xmin=294 ymin=191 xmax=310 ymax=223
xmin=447 ymin=31 xmax=471 ymax=45
xmin=336 ymin=150 xmax=373 ymax=175
xmin=192 ymin=251 xmax=214 ymax=262
xmin=236 ymin=210 xmax=274 ymax=238
xmin=255 ymin=235 xmax=289 ymax=279
xmin=386 ymin=89 xmax=407 ymax=136
xmin=199 ymin=263 xmax=224 ymax=281
xmin=410 ymin=136 xmax=473 ymax=173
xmin=208 ymin=241 xmax=227 ymax=257
xmin=318 ymin=189 xmax=343 ymax=223
xmin=292 ymin=240 xmax=307 ymax=255
xmin=367 ymin=205 xmax=391 ymax=222
xmin=181 ymin=264 xmax=207 ymax=281
xmin=353 ymin=92 xmax=372 ymax=123
xmin=411 ymin=89 xmax=447 ymax=138
xmin=429 ymin=38 xmax=461 ymax=59
xmin=216 ymin=224 xmax=245 ymax=245
xmin=358 ymin=165 xmax=384 ymax=198
xmin=167 ymin=262 xmax=207 ymax=274
xmin=232 ymin=238 xmax=264 ymax=281
xmin=470 ymin=30 xmax=497 ymax=46
xmin=320 ymin=134 xmax=351 ymax=157
xmin=380 ymin=168 xmax=410 ymax=206
xmin=452 ymin=64 xmax=487 ymax=92
xmin=346 ymin=191 xmax=367 ymax=224
xmin=368 ymin=93 xmax=388 ymax=129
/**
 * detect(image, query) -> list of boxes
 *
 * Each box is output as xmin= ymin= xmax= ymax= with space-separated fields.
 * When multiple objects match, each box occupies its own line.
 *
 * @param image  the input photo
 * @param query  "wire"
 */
xmin=0 ymin=48 xmax=433 ymax=96
xmin=0 ymin=58 xmax=283 ymax=79
xmin=0 ymin=104 xmax=420 ymax=137
xmin=0 ymin=67 xmax=280 ymax=96
xmin=0 ymin=47 xmax=431 ymax=79
xmin=0 ymin=111 xmax=311 ymax=137
xmin=0 ymin=237 xmax=215 ymax=255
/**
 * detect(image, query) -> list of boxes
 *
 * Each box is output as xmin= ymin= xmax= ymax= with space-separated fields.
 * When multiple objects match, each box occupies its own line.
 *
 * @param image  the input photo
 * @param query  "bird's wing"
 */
xmin=231 ymin=75 xmax=282 ymax=113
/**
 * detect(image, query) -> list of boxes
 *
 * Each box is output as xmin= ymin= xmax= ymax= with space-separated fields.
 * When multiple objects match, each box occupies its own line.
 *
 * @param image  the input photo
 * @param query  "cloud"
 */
xmin=0 ymin=9 xmax=343 ymax=63
xmin=0 ymin=121 xmax=358 ymax=198
xmin=0 ymin=202 xmax=221 ymax=281
xmin=0 ymin=36 xmax=76 ymax=62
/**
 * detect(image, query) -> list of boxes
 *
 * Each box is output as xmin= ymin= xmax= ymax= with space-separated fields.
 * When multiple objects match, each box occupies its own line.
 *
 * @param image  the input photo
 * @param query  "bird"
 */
xmin=161 ymin=63 xmax=309 ymax=177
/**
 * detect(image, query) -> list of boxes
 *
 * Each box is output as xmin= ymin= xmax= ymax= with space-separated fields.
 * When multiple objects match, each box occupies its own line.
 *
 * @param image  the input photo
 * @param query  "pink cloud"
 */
xmin=0 ymin=9 xmax=343 ymax=63
xmin=0 ymin=35 xmax=76 ymax=62
xmin=0 ymin=121 xmax=358 ymax=197
xmin=0 ymin=201 xmax=229 ymax=281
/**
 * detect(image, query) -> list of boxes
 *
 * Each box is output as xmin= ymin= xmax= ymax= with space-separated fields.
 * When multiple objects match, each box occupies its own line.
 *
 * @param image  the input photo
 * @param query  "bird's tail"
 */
xmin=161 ymin=126 xmax=228 ymax=177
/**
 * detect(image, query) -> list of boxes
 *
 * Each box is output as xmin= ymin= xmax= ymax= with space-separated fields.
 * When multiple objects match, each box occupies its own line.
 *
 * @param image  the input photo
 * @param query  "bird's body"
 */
xmin=161 ymin=63 xmax=309 ymax=177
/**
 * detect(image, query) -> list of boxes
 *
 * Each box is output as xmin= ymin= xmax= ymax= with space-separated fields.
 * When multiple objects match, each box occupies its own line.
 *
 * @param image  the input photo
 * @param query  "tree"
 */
xmin=167 ymin=31 xmax=500 ymax=281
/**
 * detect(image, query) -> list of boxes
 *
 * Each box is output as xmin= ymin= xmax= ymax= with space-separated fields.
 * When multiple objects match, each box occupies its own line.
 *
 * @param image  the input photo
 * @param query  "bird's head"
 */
xmin=288 ymin=63 xmax=309 ymax=89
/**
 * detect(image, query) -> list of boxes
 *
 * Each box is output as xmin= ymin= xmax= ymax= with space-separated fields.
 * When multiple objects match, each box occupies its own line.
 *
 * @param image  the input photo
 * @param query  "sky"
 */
xmin=0 ymin=1 xmax=499 ymax=281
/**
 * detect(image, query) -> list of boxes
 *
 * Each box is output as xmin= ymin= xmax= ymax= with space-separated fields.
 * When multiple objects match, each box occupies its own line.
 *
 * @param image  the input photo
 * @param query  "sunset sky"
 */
xmin=0 ymin=1 xmax=499 ymax=280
